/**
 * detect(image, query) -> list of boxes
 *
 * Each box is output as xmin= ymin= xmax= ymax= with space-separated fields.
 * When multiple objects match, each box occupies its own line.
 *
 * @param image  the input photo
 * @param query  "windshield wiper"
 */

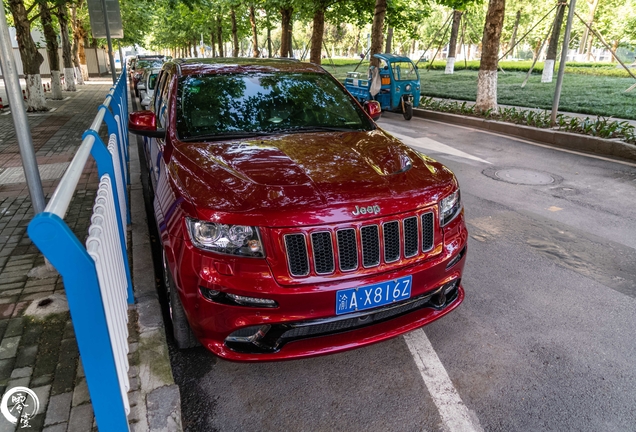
xmin=276 ymin=126 xmax=363 ymax=133
xmin=181 ymin=131 xmax=273 ymax=142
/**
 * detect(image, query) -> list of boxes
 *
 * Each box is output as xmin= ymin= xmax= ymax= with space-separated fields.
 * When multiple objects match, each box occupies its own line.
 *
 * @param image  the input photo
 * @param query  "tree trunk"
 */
xmin=39 ymin=1 xmax=63 ymax=100
xmin=610 ymin=39 xmax=619 ymax=63
xmin=230 ymin=8 xmax=239 ymax=57
xmin=280 ymin=7 xmax=293 ymax=58
xmin=475 ymin=0 xmax=505 ymax=113
xmin=57 ymin=5 xmax=76 ymax=91
xmin=310 ymin=9 xmax=325 ymax=64
xmin=288 ymin=17 xmax=294 ymax=57
xmin=217 ymin=14 xmax=224 ymax=57
xmin=542 ymin=2 xmax=565 ymax=83
xmin=211 ymin=32 xmax=216 ymax=57
xmin=508 ymin=9 xmax=521 ymax=59
xmin=445 ymin=10 xmax=463 ymax=74
xmin=8 ymin=0 xmax=47 ymax=111
xmin=353 ymin=29 xmax=360 ymax=55
xmin=369 ymin=0 xmax=387 ymax=68
xmin=249 ymin=6 xmax=259 ymax=57
xmin=193 ymin=40 xmax=198 ymax=57
xmin=385 ymin=27 xmax=393 ymax=53
xmin=585 ymin=34 xmax=594 ymax=61
xmin=70 ymin=2 xmax=88 ymax=83
xmin=578 ymin=0 xmax=600 ymax=55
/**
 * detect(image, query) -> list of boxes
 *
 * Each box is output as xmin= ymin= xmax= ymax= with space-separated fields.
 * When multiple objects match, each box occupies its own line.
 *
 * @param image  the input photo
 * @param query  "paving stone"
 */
xmin=72 ymin=378 xmax=89 ymax=407
xmin=68 ymin=403 xmax=93 ymax=432
xmin=0 ymin=358 xmax=15 ymax=384
xmin=44 ymin=392 xmax=72 ymax=426
xmin=31 ymin=374 xmax=52 ymax=387
xmin=51 ymin=339 xmax=78 ymax=396
xmin=6 ymin=376 xmax=30 ymax=388
xmin=4 ymin=318 xmax=23 ymax=338
xmin=0 ymin=336 xmax=20 ymax=359
xmin=10 ymin=366 xmax=32 ymax=378
xmin=43 ymin=423 xmax=67 ymax=432
xmin=0 ymin=303 xmax=15 ymax=319
xmin=14 ymin=345 xmax=37 ymax=369
xmin=31 ymin=384 xmax=51 ymax=415
xmin=0 ymin=282 xmax=23 ymax=291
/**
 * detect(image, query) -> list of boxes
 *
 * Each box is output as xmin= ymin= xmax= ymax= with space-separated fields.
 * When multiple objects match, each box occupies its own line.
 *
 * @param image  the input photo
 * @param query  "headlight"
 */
xmin=185 ymin=218 xmax=265 ymax=257
xmin=439 ymin=189 xmax=461 ymax=226
xmin=405 ymin=84 xmax=412 ymax=91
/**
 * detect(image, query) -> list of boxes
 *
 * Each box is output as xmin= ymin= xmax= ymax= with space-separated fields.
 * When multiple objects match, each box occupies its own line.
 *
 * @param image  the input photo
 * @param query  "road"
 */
xmin=159 ymin=112 xmax=636 ymax=432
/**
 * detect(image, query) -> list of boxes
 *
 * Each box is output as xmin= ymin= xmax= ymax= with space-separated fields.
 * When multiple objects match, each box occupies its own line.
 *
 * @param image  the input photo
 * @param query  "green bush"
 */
xmin=419 ymin=97 xmax=636 ymax=144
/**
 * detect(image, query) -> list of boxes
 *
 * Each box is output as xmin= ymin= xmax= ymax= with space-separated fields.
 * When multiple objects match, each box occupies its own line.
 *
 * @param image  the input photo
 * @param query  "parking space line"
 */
xmin=388 ymin=131 xmax=491 ymax=164
xmin=404 ymin=330 xmax=482 ymax=432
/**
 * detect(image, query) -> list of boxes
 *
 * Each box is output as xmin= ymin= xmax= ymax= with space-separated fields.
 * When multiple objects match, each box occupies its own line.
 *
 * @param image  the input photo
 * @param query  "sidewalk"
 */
xmin=0 ymin=79 xmax=179 ymax=431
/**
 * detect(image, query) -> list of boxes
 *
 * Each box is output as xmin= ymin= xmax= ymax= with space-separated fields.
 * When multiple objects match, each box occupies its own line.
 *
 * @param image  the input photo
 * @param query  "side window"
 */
xmin=157 ymin=74 xmax=173 ymax=130
xmin=153 ymin=71 xmax=167 ymax=113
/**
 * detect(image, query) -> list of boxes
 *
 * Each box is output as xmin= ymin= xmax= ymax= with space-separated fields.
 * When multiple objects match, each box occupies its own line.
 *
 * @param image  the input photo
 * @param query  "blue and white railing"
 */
xmin=28 ymin=68 xmax=133 ymax=431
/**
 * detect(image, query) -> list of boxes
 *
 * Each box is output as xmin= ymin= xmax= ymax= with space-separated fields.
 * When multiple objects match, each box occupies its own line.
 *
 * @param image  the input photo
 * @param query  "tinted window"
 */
xmin=176 ymin=72 xmax=373 ymax=140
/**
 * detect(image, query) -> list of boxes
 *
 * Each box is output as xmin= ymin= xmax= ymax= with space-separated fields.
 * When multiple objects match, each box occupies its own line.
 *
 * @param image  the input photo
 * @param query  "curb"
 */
xmin=130 ymin=135 xmax=183 ymax=432
xmin=413 ymin=108 xmax=636 ymax=163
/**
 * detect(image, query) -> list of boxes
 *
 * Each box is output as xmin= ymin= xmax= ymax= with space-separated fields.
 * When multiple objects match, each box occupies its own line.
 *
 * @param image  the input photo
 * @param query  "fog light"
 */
xmin=226 ymin=325 xmax=271 ymax=343
xmin=200 ymin=287 xmax=221 ymax=300
xmin=226 ymin=293 xmax=277 ymax=308
xmin=444 ymin=279 xmax=459 ymax=294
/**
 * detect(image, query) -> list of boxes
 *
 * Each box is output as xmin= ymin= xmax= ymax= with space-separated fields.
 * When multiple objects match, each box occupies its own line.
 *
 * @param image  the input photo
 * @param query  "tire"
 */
xmin=403 ymin=100 xmax=413 ymax=121
xmin=163 ymin=252 xmax=199 ymax=349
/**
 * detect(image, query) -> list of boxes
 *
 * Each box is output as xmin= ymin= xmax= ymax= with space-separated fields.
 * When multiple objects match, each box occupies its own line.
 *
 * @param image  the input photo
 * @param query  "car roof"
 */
xmin=373 ymin=53 xmax=413 ymax=63
xmin=173 ymin=58 xmax=327 ymax=76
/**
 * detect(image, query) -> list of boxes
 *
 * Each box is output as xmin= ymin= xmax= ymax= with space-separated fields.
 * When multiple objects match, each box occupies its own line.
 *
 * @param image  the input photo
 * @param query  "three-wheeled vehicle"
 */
xmin=344 ymin=53 xmax=421 ymax=120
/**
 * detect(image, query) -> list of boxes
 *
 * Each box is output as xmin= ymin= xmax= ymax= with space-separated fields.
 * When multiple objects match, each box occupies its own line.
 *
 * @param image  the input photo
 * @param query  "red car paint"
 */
xmin=131 ymin=59 xmax=467 ymax=361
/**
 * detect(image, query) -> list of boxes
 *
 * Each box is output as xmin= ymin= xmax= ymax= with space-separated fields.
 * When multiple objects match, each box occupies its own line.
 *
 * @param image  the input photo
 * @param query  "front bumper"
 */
xmin=171 ymin=213 xmax=468 ymax=361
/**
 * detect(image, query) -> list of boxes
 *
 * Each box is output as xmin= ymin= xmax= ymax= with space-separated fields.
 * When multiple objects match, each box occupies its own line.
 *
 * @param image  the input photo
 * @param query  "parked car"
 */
xmin=128 ymin=58 xmax=467 ymax=361
xmin=132 ymin=58 xmax=163 ymax=96
xmin=137 ymin=68 xmax=161 ymax=109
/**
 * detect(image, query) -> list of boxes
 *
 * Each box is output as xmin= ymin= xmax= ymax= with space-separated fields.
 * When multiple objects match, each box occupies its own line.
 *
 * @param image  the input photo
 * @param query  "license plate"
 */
xmin=335 ymin=276 xmax=412 ymax=315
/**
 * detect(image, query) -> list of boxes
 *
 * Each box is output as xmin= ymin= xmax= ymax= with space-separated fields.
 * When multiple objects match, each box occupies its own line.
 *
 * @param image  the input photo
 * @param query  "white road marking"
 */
xmin=416 ymin=116 xmax=636 ymax=169
xmin=404 ymin=329 xmax=482 ymax=432
xmin=388 ymin=131 xmax=491 ymax=164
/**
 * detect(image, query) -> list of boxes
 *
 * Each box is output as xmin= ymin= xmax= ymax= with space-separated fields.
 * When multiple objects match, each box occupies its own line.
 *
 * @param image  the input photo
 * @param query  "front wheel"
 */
xmin=163 ymin=252 xmax=199 ymax=349
xmin=402 ymin=99 xmax=413 ymax=121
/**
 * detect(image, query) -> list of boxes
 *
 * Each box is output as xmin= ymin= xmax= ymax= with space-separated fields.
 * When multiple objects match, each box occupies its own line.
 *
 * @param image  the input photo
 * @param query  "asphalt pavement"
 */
xmin=161 ymin=111 xmax=636 ymax=432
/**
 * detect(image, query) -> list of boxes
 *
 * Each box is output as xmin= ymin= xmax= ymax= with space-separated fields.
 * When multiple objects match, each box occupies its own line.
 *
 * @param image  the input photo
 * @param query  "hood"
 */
xmin=171 ymin=129 xmax=455 ymax=225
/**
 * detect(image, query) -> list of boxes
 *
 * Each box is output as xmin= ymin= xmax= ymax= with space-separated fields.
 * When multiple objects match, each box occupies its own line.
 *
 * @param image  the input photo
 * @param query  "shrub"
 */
xmin=420 ymin=97 xmax=636 ymax=144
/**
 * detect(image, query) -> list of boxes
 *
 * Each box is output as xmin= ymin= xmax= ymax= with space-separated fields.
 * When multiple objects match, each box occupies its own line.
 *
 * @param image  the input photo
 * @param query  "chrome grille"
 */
xmin=311 ymin=232 xmax=334 ymax=275
xmin=337 ymin=229 xmax=358 ymax=271
xmin=284 ymin=234 xmax=309 ymax=277
xmin=383 ymin=221 xmax=400 ymax=263
xmin=361 ymin=225 xmax=380 ymax=268
xmin=282 ymin=210 xmax=435 ymax=278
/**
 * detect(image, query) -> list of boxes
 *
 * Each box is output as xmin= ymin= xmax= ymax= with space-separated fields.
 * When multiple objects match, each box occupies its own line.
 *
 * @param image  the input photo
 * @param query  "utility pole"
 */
xmin=551 ymin=0 xmax=577 ymax=126
xmin=0 ymin=5 xmax=45 ymax=213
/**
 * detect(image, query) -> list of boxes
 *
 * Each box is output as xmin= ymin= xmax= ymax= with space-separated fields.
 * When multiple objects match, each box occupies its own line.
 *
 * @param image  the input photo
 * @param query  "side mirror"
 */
xmin=364 ymin=100 xmax=382 ymax=121
xmin=128 ymin=111 xmax=165 ymax=138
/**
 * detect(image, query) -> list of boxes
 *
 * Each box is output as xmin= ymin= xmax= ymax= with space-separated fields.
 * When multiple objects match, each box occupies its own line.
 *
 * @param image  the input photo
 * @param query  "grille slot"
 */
xmin=337 ymin=229 xmax=358 ymax=271
xmin=403 ymin=217 xmax=419 ymax=258
xmin=361 ymin=225 xmax=380 ymax=268
xmin=311 ymin=232 xmax=334 ymax=275
xmin=383 ymin=221 xmax=400 ymax=263
xmin=284 ymin=234 xmax=309 ymax=277
xmin=422 ymin=212 xmax=434 ymax=252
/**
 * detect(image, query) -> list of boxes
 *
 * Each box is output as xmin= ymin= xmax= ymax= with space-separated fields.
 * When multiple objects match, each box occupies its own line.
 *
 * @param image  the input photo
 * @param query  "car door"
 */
xmin=148 ymin=70 xmax=173 ymax=190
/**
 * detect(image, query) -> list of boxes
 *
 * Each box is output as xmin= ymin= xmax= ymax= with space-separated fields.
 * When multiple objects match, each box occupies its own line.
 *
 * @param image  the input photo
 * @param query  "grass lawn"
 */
xmin=316 ymin=60 xmax=636 ymax=120
xmin=418 ymin=70 xmax=636 ymax=120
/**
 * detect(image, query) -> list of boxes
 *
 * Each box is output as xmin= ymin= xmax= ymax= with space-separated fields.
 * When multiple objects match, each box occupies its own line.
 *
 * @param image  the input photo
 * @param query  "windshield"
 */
xmin=176 ymin=72 xmax=374 ymax=140
xmin=137 ymin=60 xmax=163 ymax=69
xmin=391 ymin=61 xmax=418 ymax=81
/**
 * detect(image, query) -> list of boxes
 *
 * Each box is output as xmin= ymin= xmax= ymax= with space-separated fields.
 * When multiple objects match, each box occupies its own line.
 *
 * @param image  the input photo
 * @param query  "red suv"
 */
xmin=129 ymin=58 xmax=467 ymax=361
